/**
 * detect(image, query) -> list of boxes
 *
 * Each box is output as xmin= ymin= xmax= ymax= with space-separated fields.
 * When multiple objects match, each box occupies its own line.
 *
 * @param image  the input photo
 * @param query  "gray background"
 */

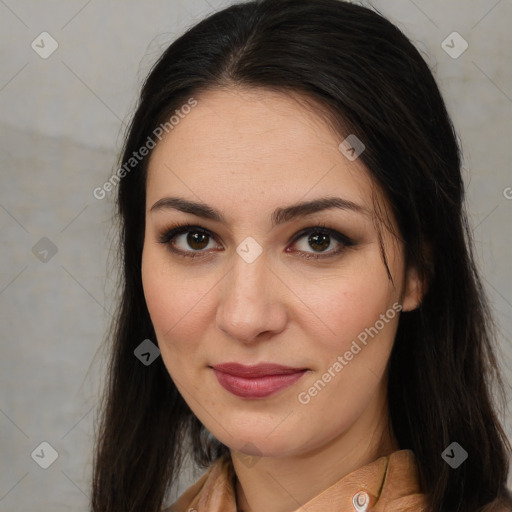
xmin=0 ymin=0 xmax=511 ymax=510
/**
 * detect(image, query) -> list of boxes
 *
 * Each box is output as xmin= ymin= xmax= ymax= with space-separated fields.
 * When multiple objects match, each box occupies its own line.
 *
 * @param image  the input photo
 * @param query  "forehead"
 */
xmin=145 ymin=87 xmax=375 ymax=216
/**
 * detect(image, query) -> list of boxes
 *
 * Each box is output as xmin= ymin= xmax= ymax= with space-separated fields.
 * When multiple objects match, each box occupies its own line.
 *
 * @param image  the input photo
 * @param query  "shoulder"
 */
xmin=162 ymin=454 xmax=234 ymax=512
xmin=162 ymin=471 xmax=209 ymax=512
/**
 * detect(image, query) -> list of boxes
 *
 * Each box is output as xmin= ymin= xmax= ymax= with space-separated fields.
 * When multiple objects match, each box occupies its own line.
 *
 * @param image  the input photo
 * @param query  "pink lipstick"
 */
xmin=211 ymin=362 xmax=308 ymax=399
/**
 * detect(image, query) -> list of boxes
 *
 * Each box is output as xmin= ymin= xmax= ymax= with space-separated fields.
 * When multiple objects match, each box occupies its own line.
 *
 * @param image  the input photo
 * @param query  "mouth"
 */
xmin=210 ymin=362 xmax=309 ymax=399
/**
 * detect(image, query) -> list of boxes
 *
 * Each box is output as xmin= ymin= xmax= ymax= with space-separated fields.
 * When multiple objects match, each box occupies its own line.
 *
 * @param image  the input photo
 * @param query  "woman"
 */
xmin=91 ymin=0 xmax=512 ymax=511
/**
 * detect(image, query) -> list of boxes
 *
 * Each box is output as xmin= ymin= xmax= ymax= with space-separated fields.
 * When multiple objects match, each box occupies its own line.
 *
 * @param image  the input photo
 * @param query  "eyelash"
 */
xmin=157 ymin=222 xmax=355 ymax=261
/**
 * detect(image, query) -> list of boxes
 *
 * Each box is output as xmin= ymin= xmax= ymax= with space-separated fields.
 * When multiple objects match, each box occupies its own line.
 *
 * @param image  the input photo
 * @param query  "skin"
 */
xmin=141 ymin=87 xmax=423 ymax=512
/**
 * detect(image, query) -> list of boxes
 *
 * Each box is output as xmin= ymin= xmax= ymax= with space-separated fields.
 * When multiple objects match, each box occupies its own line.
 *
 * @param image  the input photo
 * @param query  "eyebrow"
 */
xmin=149 ymin=196 xmax=369 ymax=228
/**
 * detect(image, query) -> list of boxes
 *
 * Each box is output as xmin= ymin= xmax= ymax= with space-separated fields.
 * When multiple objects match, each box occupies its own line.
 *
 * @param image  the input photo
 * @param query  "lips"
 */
xmin=211 ymin=362 xmax=308 ymax=399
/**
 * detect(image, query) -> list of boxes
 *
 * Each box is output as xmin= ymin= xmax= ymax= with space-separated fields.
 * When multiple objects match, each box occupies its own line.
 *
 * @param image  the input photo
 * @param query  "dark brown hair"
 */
xmin=91 ymin=1 xmax=512 ymax=511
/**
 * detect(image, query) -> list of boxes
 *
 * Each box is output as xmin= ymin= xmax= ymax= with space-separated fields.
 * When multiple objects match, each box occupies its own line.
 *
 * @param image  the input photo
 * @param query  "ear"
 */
xmin=401 ymin=264 xmax=427 ymax=312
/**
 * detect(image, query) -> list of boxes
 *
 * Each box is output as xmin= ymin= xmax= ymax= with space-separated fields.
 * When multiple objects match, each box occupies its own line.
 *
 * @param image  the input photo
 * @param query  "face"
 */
xmin=141 ymin=87 xmax=422 ymax=458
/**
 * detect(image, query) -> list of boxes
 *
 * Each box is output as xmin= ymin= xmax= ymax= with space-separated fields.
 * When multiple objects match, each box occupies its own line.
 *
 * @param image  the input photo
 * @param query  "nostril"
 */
xmin=352 ymin=490 xmax=370 ymax=511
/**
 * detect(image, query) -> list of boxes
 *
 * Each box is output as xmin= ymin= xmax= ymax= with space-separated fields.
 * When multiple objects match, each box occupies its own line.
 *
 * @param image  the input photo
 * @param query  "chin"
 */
xmin=217 ymin=426 xmax=306 ymax=459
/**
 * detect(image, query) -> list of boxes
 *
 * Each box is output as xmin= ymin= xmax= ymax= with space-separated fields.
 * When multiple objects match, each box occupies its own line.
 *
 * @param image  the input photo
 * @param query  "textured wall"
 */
xmin=0 ymin=1 xmax=510 ymax=510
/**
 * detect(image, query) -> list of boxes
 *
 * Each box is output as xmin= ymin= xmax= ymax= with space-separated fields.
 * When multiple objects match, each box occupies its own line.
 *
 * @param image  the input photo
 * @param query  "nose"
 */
xmin=215 ymin=250 xmax=288 ymax=344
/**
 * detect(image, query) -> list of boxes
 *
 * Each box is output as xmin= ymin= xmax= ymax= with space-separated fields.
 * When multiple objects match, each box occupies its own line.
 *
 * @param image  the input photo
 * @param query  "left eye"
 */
xmin=158 ymin=224 xmax=354 ymax=260
xmin=291 ymin=228 xmax=350 ymax=258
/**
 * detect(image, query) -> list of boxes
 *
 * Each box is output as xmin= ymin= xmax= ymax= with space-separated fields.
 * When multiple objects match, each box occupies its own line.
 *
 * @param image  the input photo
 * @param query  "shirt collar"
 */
xmin=166 ymin=449 xmax=428 ymax=512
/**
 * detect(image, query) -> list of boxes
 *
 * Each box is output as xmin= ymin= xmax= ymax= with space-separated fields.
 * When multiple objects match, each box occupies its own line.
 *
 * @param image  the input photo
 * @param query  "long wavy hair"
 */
xmin=91 ymin=1 xmax=512 ymax=511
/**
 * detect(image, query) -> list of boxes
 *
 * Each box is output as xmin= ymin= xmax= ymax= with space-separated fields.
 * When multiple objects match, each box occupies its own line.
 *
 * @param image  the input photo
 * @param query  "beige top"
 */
xmin=164 ymin=449 xmax=430 ymax=511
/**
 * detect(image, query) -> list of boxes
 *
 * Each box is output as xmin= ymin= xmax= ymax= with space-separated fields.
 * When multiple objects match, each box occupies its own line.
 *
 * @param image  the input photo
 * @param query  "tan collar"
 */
xmin=166 ymin=449 xmax=428 ymax=512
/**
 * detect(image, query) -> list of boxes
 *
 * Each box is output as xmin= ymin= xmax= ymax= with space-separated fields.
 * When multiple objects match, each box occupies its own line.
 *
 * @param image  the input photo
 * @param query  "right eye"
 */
xmin=158 ymin=224 xmax=221 ymax=259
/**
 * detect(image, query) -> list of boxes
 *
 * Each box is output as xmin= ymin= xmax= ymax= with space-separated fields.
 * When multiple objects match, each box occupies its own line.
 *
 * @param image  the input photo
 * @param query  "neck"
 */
xmin=231 ymin=389 xmax=398 ymax=512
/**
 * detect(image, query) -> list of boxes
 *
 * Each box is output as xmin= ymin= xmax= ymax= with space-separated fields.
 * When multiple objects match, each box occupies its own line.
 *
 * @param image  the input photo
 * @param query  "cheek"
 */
xmin=293 ymin=272 xmax=400 ymax=438
xmin=142 ymin=262 xmax=199 ymax=392
xmin=302 ymin=255 xmax=401 ymax=357
xmin=141 ymin=248 xmax=205 ymax=355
